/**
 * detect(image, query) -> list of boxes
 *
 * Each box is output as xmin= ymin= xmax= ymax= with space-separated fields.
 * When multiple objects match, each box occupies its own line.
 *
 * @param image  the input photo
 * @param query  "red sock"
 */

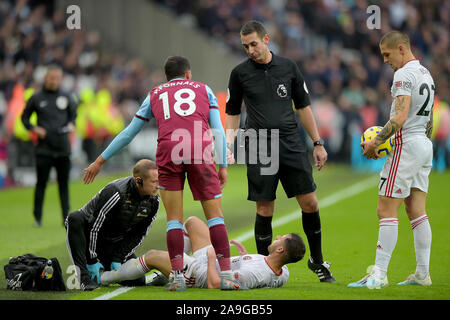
xmin=209 ymin=224 xmax=231 ymax=271
xmin=167 ymin=229 xmax=184 ymax=271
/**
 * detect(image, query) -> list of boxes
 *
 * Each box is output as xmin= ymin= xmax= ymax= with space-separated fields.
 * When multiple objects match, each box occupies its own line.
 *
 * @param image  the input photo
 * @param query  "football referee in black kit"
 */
xmin=225 ymin=20 xmax=335 ymax=282
xmin=22 ymin=65 xmax=77 ymax=227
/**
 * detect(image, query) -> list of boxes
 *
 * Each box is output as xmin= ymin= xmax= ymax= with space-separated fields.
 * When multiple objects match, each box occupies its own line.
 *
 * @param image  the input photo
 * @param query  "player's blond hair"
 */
xmin=133 ymin=159 xmax=157 ymax=179
xmin=380 ymin=31 xmax=411 ymax=49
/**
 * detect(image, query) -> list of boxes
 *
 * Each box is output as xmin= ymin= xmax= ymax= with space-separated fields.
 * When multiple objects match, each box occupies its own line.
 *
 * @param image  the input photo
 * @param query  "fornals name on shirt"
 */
xmin=153 ymin=81 xmax=200 ymax=95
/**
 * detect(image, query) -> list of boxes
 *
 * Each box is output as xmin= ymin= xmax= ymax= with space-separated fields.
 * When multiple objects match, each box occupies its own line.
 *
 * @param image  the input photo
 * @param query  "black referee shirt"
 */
xmin=226 ymin=53 xmax=311 ymax=137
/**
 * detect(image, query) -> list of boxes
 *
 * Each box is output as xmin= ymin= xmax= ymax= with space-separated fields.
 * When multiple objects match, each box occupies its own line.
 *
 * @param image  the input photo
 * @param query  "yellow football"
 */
xmin=361 ymin=126 xmax=394 ymax=158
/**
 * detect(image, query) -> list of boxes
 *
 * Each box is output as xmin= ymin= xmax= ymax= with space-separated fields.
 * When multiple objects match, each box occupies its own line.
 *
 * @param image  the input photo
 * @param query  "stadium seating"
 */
xmin=0 ymin=0 xmax=448 ymax=187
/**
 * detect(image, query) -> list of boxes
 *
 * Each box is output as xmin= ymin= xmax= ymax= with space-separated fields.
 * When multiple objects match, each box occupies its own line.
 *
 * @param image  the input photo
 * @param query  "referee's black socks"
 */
xmin=254 ymin=213 xmax=273 ymax=256
xmin=302 ymin=211 xmax=324 ymax=264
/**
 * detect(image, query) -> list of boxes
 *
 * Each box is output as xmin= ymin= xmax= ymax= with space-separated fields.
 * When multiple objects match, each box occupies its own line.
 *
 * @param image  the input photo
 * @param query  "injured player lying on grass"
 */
xmin=101 ymin=216 xmax=306 ymax=289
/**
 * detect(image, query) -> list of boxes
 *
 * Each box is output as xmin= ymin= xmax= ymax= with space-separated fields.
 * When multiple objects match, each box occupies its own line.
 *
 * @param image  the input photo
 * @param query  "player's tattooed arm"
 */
xmin=374 ymin=119 xmax=401 ymax=146
xmin=375 ymin=95 xmax=410 ymax=146
xmin=426 ymin=109 xmax=433 ymax=139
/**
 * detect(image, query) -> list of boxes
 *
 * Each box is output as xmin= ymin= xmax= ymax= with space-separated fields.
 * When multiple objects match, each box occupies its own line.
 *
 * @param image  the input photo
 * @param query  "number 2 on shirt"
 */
xmin=416 ymin=83 xmax=435 ymax=117
xmin=159 ymin=88 xmax=197 ymax=120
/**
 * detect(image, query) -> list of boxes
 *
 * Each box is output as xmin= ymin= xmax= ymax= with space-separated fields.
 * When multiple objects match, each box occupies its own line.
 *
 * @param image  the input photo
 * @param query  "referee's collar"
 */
xmin=268 ymin=52 xmax=281 ymax=65
xmin=249 ymin=51 xmax=280 ymax=68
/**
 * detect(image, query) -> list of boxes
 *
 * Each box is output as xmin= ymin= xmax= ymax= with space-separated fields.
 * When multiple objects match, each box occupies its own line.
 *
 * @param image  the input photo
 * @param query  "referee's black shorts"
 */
xmin=245 ymin=132 xmax=316 ymax=201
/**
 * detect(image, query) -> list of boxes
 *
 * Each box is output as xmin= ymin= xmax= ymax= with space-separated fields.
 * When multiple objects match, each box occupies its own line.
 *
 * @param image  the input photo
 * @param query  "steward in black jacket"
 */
xmin=21 ymin=65 xmax=77 ymax=226
xmin=21 ymin=86 xmax=77 ymax=158
xmin=65 ymin=159 xmax=160 ymax=291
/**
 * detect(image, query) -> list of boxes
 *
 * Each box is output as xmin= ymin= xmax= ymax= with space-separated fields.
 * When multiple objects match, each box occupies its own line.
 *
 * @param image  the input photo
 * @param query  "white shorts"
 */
xmin=182 ymin=245 xmax=212 ymax=288
xmin=379 ymin=136 xmax=432 ymax=198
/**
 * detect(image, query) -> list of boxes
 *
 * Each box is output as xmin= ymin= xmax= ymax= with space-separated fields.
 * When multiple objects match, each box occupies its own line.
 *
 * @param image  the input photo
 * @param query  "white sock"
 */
xmin=101 ymin=256 xmax=149 ymax=285
xmin=220 ymin=270 xmax=233 ymax=278
xmin=374 ymin=218 xmax=399 ymax=278
xmin=411 ymin=215 xmax=432 ymax=279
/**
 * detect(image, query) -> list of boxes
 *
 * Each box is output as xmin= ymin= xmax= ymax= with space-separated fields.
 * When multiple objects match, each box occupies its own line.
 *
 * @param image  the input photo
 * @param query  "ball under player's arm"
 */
xmin=363 ymin=70 xmax=414 ymax=159
xmin=83 ymin=94 xmax=151 ymax=184
xmin=362 ymin=95 xmax=411 ymax=160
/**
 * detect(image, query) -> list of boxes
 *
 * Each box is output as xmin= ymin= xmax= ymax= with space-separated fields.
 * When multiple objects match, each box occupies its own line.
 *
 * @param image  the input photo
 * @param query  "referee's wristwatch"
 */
xmin=313 ymin=139 xmax=324 ymax=147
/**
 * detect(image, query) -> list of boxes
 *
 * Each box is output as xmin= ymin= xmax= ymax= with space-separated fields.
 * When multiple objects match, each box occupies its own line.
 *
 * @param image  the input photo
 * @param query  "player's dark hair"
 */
xmin=240 ymin=20 xmax=267 ymax=39
xmin=283 ymin=233 xmax=306 ymax=265
xmin=164 ymin=56 xmax=191 ymax=81
xmin=46 ymin=64 xmax=62 ymax=73
xmin=133 ymin=159 xmax=157 ymax=179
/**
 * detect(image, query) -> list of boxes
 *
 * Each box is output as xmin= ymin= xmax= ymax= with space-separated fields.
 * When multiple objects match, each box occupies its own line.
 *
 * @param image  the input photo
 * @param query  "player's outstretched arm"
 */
xmin=230 ymin=240 xmax=248 ymax=255
xmin=83 ymin=155 xmax=106 ymax=184
xmin=208 ymin=108 xmax=227 ymax=168
xmin=82 ymin=116 xmax=146 ymax=184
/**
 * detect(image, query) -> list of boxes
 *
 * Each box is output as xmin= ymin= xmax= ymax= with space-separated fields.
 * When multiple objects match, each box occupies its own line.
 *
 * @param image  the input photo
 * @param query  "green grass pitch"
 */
xmin=0 ymin=164 xmax=449 ymax=301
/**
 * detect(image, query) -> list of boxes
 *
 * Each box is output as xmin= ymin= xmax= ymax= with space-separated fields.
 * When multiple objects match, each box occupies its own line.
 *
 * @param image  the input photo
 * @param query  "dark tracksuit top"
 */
xmin=73 ymin=176 xmax=160 ymax=265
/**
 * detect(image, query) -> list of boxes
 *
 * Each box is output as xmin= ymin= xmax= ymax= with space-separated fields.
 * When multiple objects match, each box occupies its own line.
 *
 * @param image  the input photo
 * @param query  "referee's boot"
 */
xmin=307 ymin=257 xmax=336 ymax=283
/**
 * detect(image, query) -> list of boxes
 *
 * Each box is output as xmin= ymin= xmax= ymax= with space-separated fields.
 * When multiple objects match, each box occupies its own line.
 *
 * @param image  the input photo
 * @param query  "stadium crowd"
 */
xmin=0 ymin=0 xmax=165 ymax=187
xmin=0 ymin=0 xmax=449 ymax=187
xmin=154 ymin=0 xmax=450 ymax=164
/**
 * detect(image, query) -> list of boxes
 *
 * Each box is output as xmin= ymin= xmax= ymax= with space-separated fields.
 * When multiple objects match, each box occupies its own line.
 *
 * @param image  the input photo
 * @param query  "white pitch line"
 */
xmin=233 ymin=175 xmax=378 ymax=242
xmin=92 ymin=286 xmax=135 ymax=300
xmin=92 ymin=174 xmax=378 ymax=300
